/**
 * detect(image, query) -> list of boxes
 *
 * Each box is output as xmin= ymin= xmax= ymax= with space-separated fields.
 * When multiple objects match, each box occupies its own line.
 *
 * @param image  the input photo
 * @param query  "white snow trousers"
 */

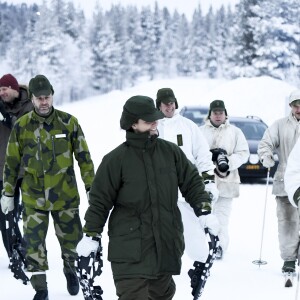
xmin=212 ymin=196 xmax=233 ymax=251
xmin=276 ymin=196 xmax=300 ymax=261
xmin=178 ymin=201 xmax=209 ymax=263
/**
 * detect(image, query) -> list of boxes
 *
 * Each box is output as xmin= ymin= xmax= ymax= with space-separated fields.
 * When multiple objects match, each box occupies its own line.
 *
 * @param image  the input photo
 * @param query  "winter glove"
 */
xmin=76 ymin=234 xmax=100 ymax=257
xmin=210 ymin=148 xmax=227 ymax=162
xmin=262 ymin=156 xmax=275 ymax=168
xmin=86 ymin=188 xmax=90 ymax=201
xmin=204 ymin=180 xmax=219 ymax=202
xmin=1 ymin=194 xmax=14 ymax=214
xmin=293 ymin=187 xmax=300 ymax=208
xmin=199 ymin=214 xmax=220 ymax=236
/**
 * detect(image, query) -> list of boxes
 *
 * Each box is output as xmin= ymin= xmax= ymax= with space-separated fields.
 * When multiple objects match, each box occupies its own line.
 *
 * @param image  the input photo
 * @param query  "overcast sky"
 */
xmin=6 ymin=0 xmax=240 ymax=19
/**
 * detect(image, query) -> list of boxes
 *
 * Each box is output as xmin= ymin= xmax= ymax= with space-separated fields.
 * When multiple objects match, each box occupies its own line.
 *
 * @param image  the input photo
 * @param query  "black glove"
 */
xmin=210 ymin=148 xmax=227 ymax=162
xmin=293 ymin=187 xmax=300 ymax=207
xmin=0 ymin=101 xmax=12 ymax=128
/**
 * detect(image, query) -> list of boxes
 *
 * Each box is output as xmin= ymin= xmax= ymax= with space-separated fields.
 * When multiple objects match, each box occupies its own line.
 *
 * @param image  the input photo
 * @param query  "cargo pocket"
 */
xmin=108 ymin=221 xmax=142 ymax=263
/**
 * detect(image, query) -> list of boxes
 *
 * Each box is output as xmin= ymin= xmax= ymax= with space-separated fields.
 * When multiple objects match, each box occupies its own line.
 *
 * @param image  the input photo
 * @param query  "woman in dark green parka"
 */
xmin=77 ymin=95 xmax=220 ymax=300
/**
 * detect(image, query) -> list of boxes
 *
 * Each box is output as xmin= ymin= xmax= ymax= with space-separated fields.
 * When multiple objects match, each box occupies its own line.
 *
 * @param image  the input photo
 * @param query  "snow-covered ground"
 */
xmin=0 ymin=76 xmax=298 ymax=299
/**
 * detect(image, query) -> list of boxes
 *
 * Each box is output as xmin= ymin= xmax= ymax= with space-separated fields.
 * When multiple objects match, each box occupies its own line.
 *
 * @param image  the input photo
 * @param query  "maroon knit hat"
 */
xmin=0 ymin=74 xmax=19 ymax=92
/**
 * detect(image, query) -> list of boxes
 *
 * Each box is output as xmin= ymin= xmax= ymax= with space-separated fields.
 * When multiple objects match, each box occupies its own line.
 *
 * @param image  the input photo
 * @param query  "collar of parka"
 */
xmin=125 ymin=130 xmax=158 ymax=150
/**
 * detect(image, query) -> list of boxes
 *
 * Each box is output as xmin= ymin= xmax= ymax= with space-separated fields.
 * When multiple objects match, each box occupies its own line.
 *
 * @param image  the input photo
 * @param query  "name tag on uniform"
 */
xmin=55 ymin=134 xmax=66 ymax=138
xmin=177 ymin=134 xmax=183 ymax=146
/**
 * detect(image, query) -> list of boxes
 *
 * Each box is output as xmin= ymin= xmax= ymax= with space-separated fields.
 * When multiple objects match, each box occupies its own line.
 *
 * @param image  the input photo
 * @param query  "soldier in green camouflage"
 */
xmin=0 ymin=74 xmax=95 ymax=300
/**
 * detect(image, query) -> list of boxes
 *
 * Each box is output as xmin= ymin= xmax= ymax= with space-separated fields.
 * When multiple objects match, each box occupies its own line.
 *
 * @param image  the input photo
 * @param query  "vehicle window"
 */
xmin=231 ymin=121 xmax=267 ymax=140
xmin=183 ymin=108 xmax=208 ymax=125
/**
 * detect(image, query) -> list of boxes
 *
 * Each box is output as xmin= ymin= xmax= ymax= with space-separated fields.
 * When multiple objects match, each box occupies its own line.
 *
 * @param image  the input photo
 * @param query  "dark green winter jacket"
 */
xmin=3 ymin=108 xmax=94 ymax=210
xmin=83 ymin=130 xmax=211 ymax=280
xmin=0 ymin=85 xmax=33 ymax=181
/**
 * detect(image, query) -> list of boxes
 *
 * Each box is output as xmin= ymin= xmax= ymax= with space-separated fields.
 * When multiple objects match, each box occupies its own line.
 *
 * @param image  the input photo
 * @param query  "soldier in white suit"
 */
xmin=258 ymin=89 xmax=300 ymax=274
xmin=156 ymin=88 xmax=219 ymax=262
xmin=200 ymin=100 xmax=249 ymax=258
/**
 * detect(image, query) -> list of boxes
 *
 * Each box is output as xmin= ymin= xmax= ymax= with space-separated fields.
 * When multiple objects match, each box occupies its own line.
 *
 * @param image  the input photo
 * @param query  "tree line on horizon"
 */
xmin=0 ymin=0 xmax=299 ymax=103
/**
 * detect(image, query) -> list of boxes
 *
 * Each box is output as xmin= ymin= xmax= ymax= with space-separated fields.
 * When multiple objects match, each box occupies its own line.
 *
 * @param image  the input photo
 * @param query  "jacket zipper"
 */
xmin=51 ymin=136 xmax=56 ymax=162
xmin=37 ymin=136 xmax=42 ymax=161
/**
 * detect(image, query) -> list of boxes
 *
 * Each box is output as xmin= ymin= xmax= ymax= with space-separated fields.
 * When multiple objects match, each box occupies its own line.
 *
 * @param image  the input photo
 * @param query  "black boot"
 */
xmin=33 ymin=290 xmax=48 ymax=300
xmin=64 ymin=268 xmax=79 ymax=295
xmin=30 ymin=273 xmax=48 ymax=300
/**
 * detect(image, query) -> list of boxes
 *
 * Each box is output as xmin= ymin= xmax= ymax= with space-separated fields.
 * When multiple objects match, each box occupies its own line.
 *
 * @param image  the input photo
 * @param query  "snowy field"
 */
xmin=0 ymin=75 xmax=298 ymax=299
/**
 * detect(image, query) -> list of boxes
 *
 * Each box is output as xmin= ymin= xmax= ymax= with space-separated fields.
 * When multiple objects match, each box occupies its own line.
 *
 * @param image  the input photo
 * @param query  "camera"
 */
xmin=217 ymin=153 xmax=229 ymax=172
xmin=210 ymin=148 xmax=229 ymax=173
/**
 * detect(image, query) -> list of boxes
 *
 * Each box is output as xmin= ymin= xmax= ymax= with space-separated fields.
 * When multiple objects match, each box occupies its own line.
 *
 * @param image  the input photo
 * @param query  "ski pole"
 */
xmin=252 ymin=168 xmax=270 ymax=266
xmin=295 ymin=261 xmax=300 ymax=299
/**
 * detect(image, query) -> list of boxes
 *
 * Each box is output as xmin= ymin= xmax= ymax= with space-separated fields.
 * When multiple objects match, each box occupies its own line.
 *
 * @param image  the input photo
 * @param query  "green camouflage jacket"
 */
xmin=3 ymin=108 xmax=94 ymax=210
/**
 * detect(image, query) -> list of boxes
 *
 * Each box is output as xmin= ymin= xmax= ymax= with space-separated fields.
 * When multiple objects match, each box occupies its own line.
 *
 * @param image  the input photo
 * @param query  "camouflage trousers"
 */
xmin=22 ymin=206 xmax=82 ymax=272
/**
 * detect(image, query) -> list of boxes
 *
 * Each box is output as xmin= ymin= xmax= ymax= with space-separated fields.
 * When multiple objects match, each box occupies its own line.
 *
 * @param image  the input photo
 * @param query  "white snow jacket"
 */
xmin=284 ymin=137 xmax=300 ymax=207
xmin=157 ymin=112 xmax=215 ymax=174
xmin=200 ymin=119 xmax=249 ymax=198
xmin=258 ymin=113 xmax=300 ymax=197
xmin=157 ymin=112 xmax=216 ymax=263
